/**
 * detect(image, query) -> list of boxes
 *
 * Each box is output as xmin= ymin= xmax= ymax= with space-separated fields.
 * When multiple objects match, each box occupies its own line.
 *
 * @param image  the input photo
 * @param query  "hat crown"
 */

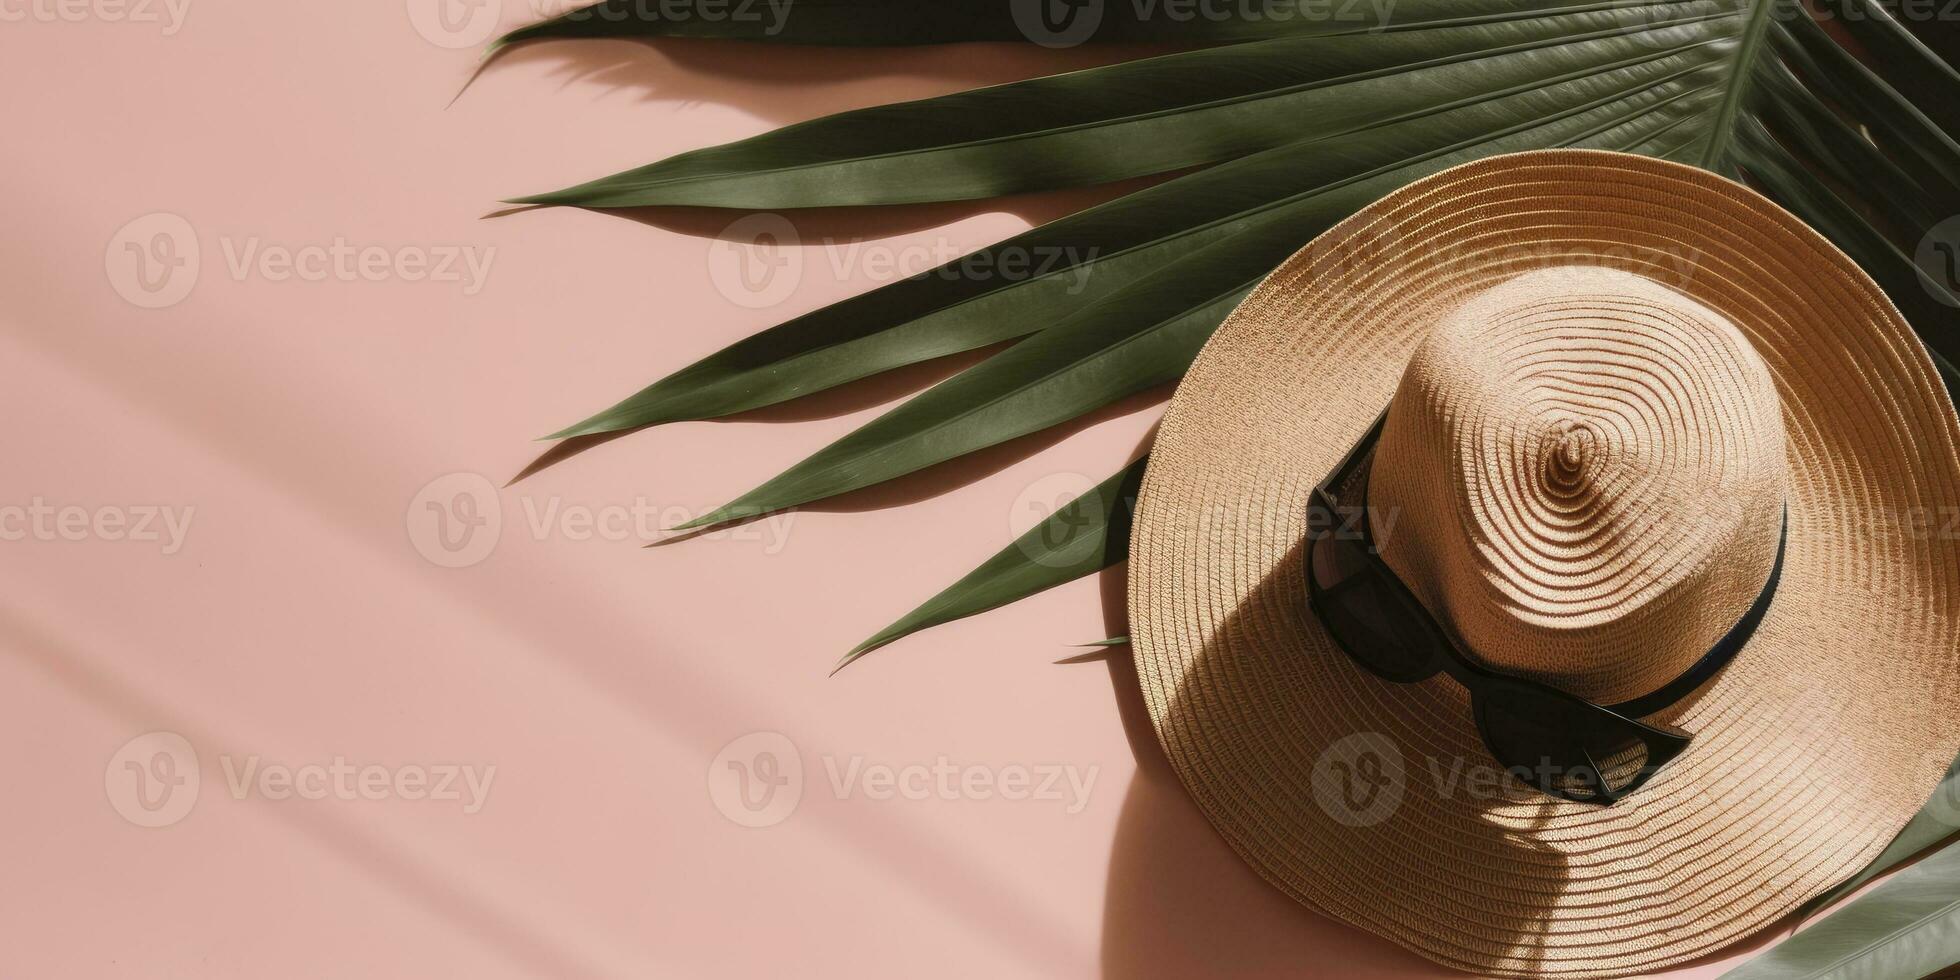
xmin=1369 ymin=266 xmax=1787 ymax=706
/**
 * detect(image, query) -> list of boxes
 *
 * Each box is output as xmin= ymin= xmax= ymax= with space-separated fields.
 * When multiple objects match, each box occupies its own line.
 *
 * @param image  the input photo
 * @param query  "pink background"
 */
xmin=0 ymin=2 xmax=1865 ymax=976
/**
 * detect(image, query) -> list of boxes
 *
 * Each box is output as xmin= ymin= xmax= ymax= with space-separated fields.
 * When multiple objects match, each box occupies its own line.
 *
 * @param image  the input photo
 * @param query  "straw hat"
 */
xmin=1126 ymin=149 xmax=1960 ymax=977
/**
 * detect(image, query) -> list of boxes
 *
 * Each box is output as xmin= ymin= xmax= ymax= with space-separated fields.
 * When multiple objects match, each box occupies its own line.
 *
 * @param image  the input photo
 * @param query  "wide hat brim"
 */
xmin=1127 ymin=149 xmax=1960 ymax=978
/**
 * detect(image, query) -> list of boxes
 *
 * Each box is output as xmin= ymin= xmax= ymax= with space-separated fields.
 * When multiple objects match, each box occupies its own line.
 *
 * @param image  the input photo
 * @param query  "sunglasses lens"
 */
xmin=1309 ymin=534 xmax=1441 ymax=683
xmin=1478 ymin=688 xmax=1668 ymax=803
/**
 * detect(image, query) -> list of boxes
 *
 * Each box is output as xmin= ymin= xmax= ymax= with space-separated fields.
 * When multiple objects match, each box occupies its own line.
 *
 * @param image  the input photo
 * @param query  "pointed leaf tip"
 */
xmin=842 ymin=459 xmax=1145 ymax=665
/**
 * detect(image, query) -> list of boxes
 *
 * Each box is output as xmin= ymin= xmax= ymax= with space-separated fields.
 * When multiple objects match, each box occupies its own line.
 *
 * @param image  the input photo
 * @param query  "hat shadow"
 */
xmin=1092 ymin=543 xmax=1573 ymax=978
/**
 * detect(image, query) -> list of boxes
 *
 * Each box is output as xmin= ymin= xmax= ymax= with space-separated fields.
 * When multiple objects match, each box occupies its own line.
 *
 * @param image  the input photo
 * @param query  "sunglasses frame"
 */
xmin=1305 ymin=410 xmax=1784 ymax=805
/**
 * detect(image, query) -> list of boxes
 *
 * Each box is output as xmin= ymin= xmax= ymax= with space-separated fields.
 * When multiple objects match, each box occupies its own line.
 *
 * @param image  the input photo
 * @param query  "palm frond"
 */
xmin=510 ymin=0 xmax=1959 ymax=661
xmin=1720 ymin=833 xmax=1960 ymax=979
xmin=506 ymin=6 xmax=1960 ymax=969
xmin=513 ymin=3 xmax=1747 ymax=208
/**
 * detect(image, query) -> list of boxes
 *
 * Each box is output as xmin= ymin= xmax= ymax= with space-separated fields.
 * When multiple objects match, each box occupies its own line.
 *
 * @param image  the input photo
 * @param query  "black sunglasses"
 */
xmin=1306 ymin=411 xmax=1786 ymax=805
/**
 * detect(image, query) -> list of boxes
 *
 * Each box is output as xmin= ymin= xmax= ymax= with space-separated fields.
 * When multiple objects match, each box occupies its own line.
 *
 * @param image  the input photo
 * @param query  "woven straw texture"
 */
xmin=1126 ymin=149 xmax=1960 ymax=978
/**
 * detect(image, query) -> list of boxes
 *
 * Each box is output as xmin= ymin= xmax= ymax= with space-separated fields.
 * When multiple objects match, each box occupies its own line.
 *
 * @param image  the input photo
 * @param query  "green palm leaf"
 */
xmin=507 ymin=7 xmax=1960 ymax=968
xmin=839 ymin=458 xmax=1145 ymax=668
xmin=674 ymin=70 xmax=1725 ymax=528
xmin=493 ymin=0 xmax=1315 ymax=48
xmin=510 ymin=0 xmax=1959 ymax=653
xmin=1720 ymin=836 xmax=1960 ymax=979
xmin=1803 ymin=758 xmax=1960 ymax=918
xmin=512 ymin=4 xmax=1743 ymax=208
xmin=492 ymin=0 xmax=1672 ymax=52
xmin=549 ymin=35 xmax=1727 ymax=440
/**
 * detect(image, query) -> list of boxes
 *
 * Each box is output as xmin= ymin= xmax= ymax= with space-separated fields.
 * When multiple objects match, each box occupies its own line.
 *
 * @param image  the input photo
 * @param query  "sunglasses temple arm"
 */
xmin=1577 ymin=746 xmax=1624 ymax=805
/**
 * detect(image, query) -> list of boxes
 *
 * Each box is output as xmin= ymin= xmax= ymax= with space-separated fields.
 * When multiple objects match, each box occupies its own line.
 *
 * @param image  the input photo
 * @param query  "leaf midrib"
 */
xmin=1696 ymin=0 xmax=1779 ymax=166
